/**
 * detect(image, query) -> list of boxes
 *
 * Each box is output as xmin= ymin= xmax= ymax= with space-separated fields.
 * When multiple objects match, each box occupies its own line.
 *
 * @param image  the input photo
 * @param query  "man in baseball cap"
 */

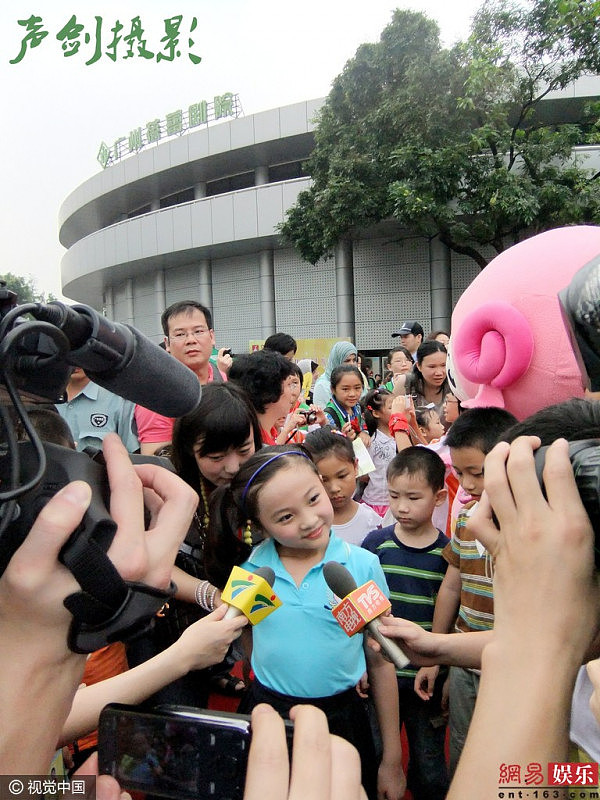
xmin=391 ymin=320 xmax=424 ymax=360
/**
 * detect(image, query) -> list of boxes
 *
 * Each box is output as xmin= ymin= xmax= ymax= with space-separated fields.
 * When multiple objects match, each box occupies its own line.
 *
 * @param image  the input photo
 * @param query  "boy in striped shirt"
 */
xmin=414 ymin=407 xmax=518 ymax=777
xmin=363 ymin=447 xmax=450 ymax=800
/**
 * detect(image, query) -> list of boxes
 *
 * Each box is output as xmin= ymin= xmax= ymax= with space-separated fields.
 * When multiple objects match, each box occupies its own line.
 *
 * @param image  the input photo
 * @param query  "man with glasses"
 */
xmin=135 ymin=301 xmax=231 ymax=454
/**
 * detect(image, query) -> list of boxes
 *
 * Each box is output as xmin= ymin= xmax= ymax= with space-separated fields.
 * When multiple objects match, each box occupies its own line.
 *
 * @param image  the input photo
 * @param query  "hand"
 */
xmin=468 ymin=436 xmax=600 ymax=663
xmin=378 ymin=757 xmax=407 ymax=800
xmin=217 ymin=347 xmax=233 ymax=374
xmin=103 ymin=433 xmax=198 ymax=589
xmin=74 ymin=752 xmax=130 ymax=800
xmin=375 ymin=616 xmax=442 ymax=666
xmin=356 ymin=671 xmax=370 ymax=699
xmin=0 ymin=433 xmax=198 ymax=773
xmin=390 ymin=374 xmax=407 ymax=396
xmin=342 ymin=421 xmax=356 ymax=440
xmin=173 ymin=605 xmax=247 ymax=672
xmin=288 ymin=410 xmax=308 ymax=431
xmin=0 ymin=480 xmax=90 ymax=659
xmin=390 ymin=395 xmax=407 ymax=415
xmin=312 ymin=405 xmax=328 ymax=427
xmin=244 ymin=704 xmax=367 ymax=800
xmin=358 ymin=431 xmax=371 ymax=447
xmin=414 ymin=665 xmax=440 ymax=701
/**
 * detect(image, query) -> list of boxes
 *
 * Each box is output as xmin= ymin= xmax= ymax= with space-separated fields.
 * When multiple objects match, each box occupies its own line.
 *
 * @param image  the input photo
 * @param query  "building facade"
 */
xmin=59 ymin=85 xmax=600 ymax=352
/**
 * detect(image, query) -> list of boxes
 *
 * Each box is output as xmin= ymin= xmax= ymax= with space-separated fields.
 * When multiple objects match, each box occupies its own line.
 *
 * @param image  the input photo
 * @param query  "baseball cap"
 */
xmin=391 ymin=321 xmax=424 ymax=338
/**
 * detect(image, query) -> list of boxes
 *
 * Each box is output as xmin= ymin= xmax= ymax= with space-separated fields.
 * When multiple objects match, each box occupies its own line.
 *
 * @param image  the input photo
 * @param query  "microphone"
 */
xmin=323 ymin=561 xmax=410 ymax=670
xmin=221 ymin=566 xmax=279 ymax=623
xmin=29 ymin=302 xmax=201 ymax=417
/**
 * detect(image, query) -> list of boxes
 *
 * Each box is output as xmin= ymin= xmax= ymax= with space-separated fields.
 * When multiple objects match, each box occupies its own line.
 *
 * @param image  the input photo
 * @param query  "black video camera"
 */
xmin=0 ymin=287 xmax=199 ymax=652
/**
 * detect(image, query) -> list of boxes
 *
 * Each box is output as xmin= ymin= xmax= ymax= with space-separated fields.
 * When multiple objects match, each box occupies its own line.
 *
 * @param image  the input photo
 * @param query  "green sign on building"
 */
xmin=97 ymin=91 xmax=241 ymax=169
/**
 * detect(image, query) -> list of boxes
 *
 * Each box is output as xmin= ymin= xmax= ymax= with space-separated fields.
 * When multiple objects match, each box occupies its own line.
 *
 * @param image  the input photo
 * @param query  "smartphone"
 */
xmin=98 ymin=703 xmax=293 ymax=800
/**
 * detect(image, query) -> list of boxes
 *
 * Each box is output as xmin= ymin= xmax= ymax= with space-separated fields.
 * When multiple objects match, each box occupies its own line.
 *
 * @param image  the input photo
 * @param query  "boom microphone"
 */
xmin=323 ymin=561 xmax=410 ymax=670
xmin=30 ymin=302 xmax=201 ymax=417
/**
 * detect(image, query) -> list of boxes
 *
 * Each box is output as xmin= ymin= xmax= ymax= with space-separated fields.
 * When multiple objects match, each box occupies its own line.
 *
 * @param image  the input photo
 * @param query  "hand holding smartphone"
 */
xmin=98 ymin=703 xmax=293 ymax=800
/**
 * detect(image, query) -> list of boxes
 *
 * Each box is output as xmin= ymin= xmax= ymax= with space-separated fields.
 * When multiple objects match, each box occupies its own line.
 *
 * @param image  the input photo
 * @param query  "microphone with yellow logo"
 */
xmin=220 ymin=565 xmax=281 ymax=624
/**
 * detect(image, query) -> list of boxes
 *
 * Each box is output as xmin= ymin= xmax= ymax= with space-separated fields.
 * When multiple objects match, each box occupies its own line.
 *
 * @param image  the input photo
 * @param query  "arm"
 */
xmin=431 ymin=564 xmax=462 ymax=635
xmin=59 ymin=606 xmax=246 ymax=744
xmin=275 ymin=410 xmax=307 ymax=445
xmin=365 ymin=645 xmax=406 ymax=800
xmin=171 ymin=565 xmax=222 ymax=608
xmin=216 ymin=347 xmax=233 ymax=376
xmin=376 ymin=617 xmax=490 ymax=670
xmin=0 ymin=483 xmax=89 ymax=772
xmin=447 ymin=437 xmax=600 ymax=799
xmin=0 ymin=433 xmax=198 ymax=773
xmin=389 ymin=395 xmax=415 ymax=451
xmin=413 ymin=564 xmax=462 ymax=699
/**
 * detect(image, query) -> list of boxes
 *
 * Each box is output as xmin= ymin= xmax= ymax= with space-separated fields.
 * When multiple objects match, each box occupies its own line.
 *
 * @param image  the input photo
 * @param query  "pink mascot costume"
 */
xmin=448 ymin=225 xmax=600 ymax=420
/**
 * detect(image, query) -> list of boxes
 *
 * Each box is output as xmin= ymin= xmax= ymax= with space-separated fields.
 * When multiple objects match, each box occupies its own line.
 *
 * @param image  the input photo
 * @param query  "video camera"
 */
xmin=0 ymin=285 xmax=201 ymax=652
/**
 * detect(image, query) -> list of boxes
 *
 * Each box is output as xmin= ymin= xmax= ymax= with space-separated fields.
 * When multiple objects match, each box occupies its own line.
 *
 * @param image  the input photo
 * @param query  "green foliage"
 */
xmin=0 ymin=273 xmax=54 ymax=304
xmin=280 ymin=1 xmax=600 ymax=268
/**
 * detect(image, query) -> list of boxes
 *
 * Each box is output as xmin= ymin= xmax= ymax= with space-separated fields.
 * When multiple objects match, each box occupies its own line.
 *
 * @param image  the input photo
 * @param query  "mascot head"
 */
xmin=449 ymin=226 xmax=600 ymax=420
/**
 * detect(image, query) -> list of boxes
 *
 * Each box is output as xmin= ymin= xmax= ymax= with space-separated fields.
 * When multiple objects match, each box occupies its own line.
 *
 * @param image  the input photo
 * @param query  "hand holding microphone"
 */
xmin=323 ymin=561 xmax=410 ymax=669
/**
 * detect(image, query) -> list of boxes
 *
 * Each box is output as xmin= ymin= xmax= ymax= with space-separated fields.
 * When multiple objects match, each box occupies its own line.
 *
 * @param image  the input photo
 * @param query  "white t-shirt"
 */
xmin=362 ymin=429 xmax=396 ymax=506
xmin=332 ymin=503 xmax=383 ymax=547
xmin=570 ymin=665 xmax=600 ymax=762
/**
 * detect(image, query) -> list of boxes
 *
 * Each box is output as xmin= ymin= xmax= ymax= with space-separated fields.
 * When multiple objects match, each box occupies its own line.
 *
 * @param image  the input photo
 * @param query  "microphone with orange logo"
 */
xmin=323 ymin=561 xmax=410 ymax=669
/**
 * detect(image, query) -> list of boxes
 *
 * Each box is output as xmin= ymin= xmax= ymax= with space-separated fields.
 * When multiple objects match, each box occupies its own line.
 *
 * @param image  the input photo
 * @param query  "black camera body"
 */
xmin=534 ymin=439 xmax=600 ymax=568
xmin=300 ymin=409 xmax=317 ymax=425
xmin=0 ymin=441 xmax=115 ymax=578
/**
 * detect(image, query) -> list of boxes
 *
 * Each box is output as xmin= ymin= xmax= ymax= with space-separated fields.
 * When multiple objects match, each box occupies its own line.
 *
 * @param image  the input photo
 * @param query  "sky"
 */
xmin=0 ymin=0 xmax=483 ymax=302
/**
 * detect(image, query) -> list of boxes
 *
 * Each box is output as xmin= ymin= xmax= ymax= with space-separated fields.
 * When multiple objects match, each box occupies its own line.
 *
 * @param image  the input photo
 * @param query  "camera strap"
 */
xmin=62 ymin=529 xmax=176 ymax=653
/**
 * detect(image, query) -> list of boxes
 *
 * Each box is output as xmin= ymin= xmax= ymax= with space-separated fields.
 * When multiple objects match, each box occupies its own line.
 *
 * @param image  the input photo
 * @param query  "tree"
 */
xmin=279 ymin=1 xmax=600 ymax=269
xmin=0 ymin=272 xmax=56 ymax=304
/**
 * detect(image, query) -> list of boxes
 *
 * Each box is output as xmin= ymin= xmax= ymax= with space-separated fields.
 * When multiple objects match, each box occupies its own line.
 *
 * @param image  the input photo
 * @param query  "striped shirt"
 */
xmin=444 ymin=502 xmax=495 ymax=633
xmin=362 ymin=524 xmax=449 ymax=684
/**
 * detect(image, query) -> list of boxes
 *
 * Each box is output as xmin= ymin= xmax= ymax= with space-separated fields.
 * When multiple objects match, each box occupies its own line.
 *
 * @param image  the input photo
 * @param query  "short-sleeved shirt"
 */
xmin=363 ymin=430 xmax=396 ymax=506
xmin=135 ymin=362 xmax=225 ymax=445
xmin=362 ymin=524 xmax=449 ymax=685
xmin=57 ymin=381 xmax=139 ymax=453
xmin=333 ymin=503 xmax=382 ymax=546
xmin=443 ymin=503 xmax=494 ymax=633
xmin=324 ymin=399 xmax=367 ymax=434
xmin=240 ymin=533 xmax=389 ymax=698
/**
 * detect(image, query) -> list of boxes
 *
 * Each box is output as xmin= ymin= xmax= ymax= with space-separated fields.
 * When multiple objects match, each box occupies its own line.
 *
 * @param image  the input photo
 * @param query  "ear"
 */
xmin=434 ymin=488 xmax=448 ymax=507
xmin=352 ymin=458 xmax=359 ymax=478
xmin=164 ymin=336 xmax=171 ymax=353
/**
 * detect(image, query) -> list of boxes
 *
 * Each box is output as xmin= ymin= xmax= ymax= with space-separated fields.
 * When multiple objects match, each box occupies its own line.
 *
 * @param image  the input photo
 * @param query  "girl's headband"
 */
xmin=241 ymin=451 xmax=312 ymax=512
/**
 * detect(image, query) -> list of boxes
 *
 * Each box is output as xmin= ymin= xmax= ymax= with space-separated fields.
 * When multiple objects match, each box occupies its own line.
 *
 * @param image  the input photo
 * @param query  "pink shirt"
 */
xmin=135 ymin=362 xmax=225 ymax=444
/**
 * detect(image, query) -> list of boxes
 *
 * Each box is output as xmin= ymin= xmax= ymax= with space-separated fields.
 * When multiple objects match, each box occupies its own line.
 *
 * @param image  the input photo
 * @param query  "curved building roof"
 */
xmin=59 ymin=98 xmax=323 ymax=304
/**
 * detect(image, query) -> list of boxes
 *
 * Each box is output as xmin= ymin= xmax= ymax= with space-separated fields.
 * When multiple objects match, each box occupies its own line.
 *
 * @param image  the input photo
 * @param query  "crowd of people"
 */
xmin=3 ymin=299 xmax=600 ymax=800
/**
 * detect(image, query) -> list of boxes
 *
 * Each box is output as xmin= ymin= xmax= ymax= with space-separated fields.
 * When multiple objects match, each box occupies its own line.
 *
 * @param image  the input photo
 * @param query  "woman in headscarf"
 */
xmin=312 ymin=341 xmax=358 ymax=408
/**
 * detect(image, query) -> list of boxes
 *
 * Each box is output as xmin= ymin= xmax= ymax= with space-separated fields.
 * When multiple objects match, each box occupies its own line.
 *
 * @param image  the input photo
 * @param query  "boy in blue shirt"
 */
xmin=363 ymin=446 xmax=449 ymax=800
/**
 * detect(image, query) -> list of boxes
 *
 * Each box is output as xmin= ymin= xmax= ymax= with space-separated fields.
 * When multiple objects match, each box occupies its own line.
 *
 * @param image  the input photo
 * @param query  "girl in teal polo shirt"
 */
xmin=205 ymin=445 xmax=406 ymax=800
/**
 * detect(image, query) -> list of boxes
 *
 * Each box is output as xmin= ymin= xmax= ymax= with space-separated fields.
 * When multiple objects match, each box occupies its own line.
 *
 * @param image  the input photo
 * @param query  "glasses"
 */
xmin=169 ymin=327 xmax=211 ymax=341
xmin=444 ymin=397 xmax=459 ymax=405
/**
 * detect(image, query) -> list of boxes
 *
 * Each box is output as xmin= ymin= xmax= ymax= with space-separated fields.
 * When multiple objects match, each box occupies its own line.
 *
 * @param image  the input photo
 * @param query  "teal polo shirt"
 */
xmin=241 ymin=533 xmax=389 ymax=698
xmin=57 ymin=381 xmax=139 ymax=453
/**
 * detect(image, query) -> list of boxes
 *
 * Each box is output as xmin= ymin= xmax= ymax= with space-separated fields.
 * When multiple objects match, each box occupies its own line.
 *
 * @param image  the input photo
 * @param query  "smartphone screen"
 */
xmin=98 ymin=703 xmax=292 ymax=800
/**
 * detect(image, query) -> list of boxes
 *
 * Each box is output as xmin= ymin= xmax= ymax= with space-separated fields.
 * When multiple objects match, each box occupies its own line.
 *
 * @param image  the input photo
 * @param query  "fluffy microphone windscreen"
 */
xmin=87 ymin=325 xmax=201 ymax=417
xmin=323 ymin=561 xmax=357 ymax=598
